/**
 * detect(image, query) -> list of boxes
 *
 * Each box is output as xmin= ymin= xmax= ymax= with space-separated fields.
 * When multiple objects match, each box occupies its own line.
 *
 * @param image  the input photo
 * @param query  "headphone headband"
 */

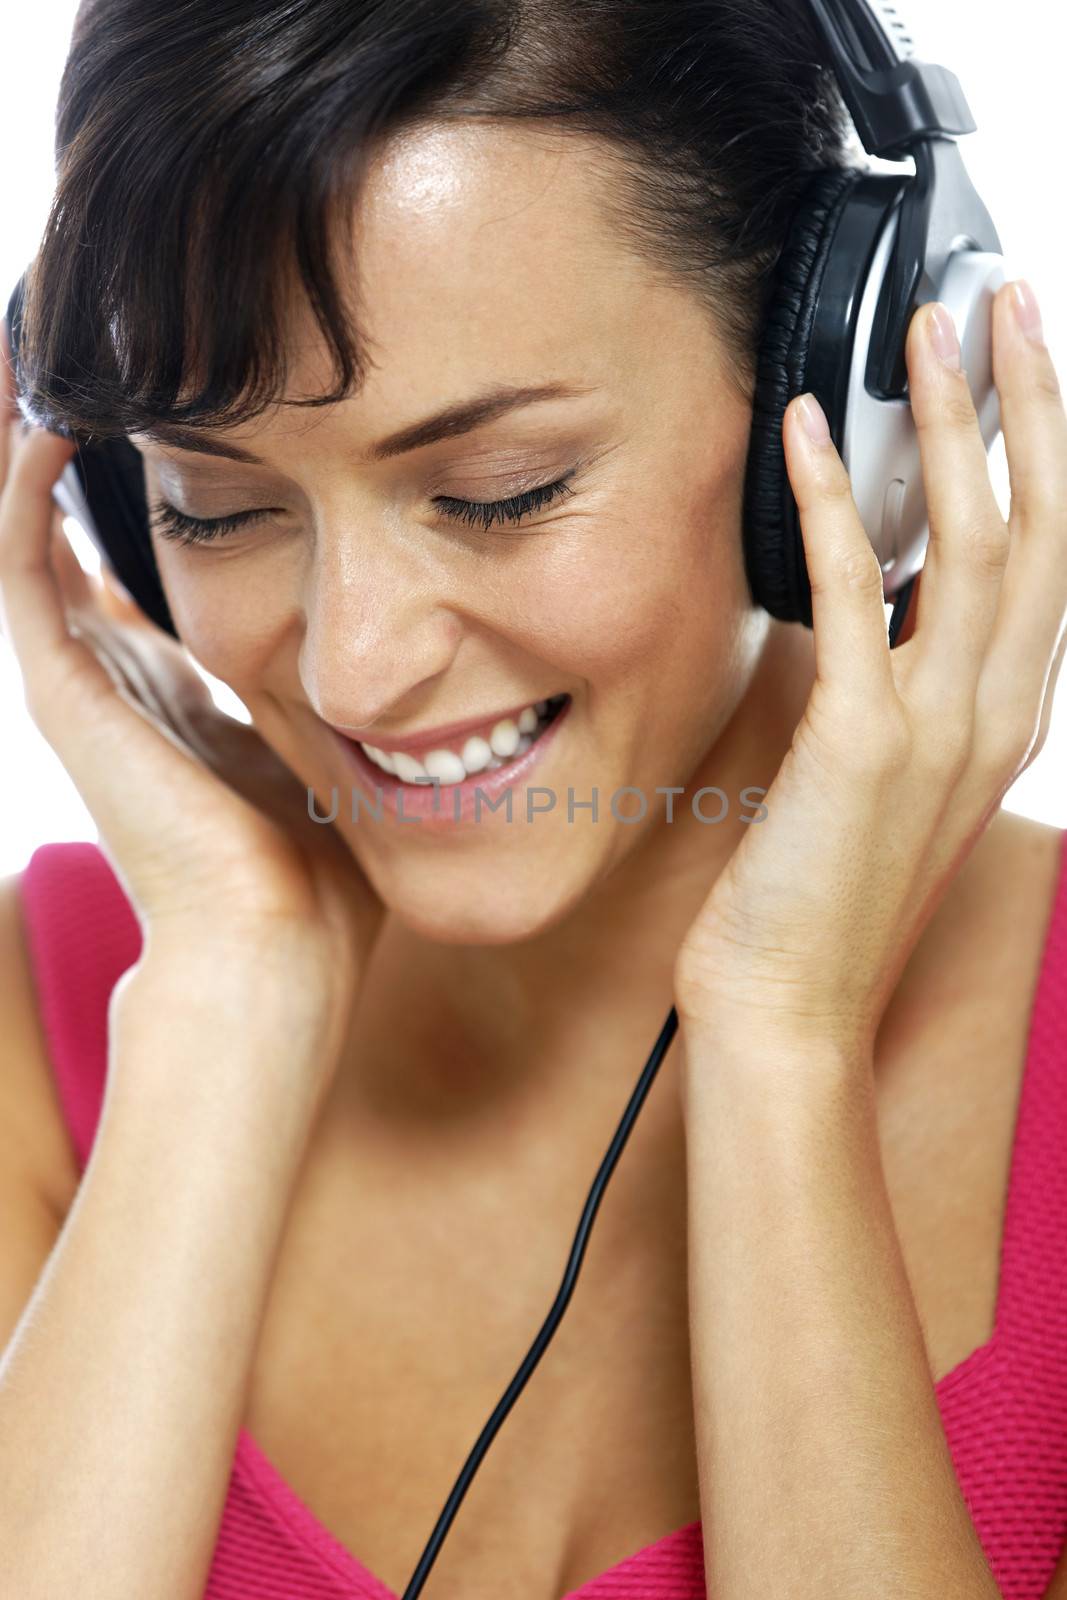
xmin=807 ymin=0 xmax=975 ymax=155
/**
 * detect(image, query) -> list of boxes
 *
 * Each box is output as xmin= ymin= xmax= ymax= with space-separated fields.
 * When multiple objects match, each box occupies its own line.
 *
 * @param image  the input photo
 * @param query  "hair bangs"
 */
xmin=14 ymin=0 xmax=857 ymax=442
xmin=16 ymin=0 xmax=507 ymax=441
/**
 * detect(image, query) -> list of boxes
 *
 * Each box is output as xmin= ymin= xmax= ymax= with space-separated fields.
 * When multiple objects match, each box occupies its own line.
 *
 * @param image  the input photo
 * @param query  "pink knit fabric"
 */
xmin=15 ymin=834 xmax=1067 ymax=1599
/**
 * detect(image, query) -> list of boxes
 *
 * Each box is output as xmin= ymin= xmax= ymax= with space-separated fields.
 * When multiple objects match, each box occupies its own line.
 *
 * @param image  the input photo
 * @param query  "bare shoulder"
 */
xmin=878 ymin=805 xmax=1064 ymax=1078
xmin=0 ymin=869 xmax=81 ymax=1223
xmin=923 ymin=805 xmax=1063 ymax=966
xmin=967 ymin=806 xmax=1066 ymax=1011
xmin=967 ymin=805 xmax=1064 ymax=896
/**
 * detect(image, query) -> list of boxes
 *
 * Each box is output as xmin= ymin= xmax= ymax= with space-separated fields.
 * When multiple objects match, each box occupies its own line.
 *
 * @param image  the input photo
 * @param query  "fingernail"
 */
xmin=927 ymin=303 xmax=961 ymax=370
xmin=1011 ymin=279 xmax=1044 ymax=346
xmin=797 ymin=392 xmax=831 ymax=446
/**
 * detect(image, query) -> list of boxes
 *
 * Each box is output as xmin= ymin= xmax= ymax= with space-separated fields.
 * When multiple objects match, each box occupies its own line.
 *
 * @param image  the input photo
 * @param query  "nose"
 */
xmin=297 ymin=515 xmax=462 ymax=731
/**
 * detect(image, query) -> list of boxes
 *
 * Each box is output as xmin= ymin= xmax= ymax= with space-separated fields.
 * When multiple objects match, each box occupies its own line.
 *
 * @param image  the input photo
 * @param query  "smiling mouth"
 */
xmin=354 ymin=694 xmax=570 ymax=786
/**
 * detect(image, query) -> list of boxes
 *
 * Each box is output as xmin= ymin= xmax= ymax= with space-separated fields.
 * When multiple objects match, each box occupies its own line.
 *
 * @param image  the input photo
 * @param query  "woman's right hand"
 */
xmin=0 ymin=328 xmax=386 ymax=1100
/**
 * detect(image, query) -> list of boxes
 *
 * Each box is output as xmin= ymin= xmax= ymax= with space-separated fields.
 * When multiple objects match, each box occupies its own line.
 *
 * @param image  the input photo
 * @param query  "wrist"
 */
xmin=107 ymin=939 xmax=345 ymax=1104
xmin=677 ymin=1009 xmax=870 ymax=1099
xmin=125 ymin=915 xmax=342 ymax=1018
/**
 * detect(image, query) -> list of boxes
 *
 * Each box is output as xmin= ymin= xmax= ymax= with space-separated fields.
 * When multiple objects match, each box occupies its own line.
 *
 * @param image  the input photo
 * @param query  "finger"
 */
xmin=995 ymin=280 xmax=1067 ymax=540
xmin=784 ymin=391 xmax=897 ymax=700
xmin=901 ymin=299 xmax=1010 ymax=705
xmin=0 ymin=421 xmax=260 ymax=861
xmin=1026 ymin=608 xmax=1067 ymax=773
xmin=971 ymin=283 xmax=1067 ymax=761
xmin=0 ymin=425 xmax=121 ymax=738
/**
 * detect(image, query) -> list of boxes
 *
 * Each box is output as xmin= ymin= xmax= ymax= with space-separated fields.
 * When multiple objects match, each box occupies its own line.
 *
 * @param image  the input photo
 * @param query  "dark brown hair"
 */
xmin=17 ymin=0 xmax=858 ymax=442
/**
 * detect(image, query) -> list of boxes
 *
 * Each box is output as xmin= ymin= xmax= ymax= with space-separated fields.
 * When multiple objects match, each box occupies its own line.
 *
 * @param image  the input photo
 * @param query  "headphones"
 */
xmin=2 ymin=4 xmax=1009 ymax=1595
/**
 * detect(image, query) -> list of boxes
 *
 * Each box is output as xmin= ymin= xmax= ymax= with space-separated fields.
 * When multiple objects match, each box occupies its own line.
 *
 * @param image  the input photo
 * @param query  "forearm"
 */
xmin=0 ymin=953 xmax=327 ymax=1600
xmin=678 ymin=1026 xmax=1002 ymax=1600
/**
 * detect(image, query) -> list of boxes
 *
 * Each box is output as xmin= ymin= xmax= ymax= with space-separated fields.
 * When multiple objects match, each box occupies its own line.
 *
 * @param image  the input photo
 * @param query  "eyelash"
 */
xmin=149 ymin=471 xmax=579 ymax=548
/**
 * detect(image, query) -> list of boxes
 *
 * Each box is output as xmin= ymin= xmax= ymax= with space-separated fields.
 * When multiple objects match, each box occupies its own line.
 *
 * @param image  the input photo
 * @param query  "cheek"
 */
xmin=154 ymin=550 xmax=286 ymax=687
xmin=521 ymin=472 xmax=748 ymax=697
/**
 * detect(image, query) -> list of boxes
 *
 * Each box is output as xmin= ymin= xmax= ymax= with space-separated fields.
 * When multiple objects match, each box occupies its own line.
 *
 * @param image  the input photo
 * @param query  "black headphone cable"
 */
xmin=399 ymin=574 xmax=917 ymax=1600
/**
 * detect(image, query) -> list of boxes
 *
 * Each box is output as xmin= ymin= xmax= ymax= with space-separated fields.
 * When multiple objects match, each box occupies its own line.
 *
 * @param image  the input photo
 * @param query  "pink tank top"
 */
xmin=15 ymin=835 xmax=1067 ymax=1599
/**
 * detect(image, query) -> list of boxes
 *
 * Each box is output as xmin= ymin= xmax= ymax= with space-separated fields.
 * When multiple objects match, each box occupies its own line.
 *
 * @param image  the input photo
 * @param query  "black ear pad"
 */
xmin=76 ymin=437 xmax=179 ymax=639
xmin=4 ymin=272 xmax=179 ymax=638
xmin=742 ymin=164 xmax=865 ymax=626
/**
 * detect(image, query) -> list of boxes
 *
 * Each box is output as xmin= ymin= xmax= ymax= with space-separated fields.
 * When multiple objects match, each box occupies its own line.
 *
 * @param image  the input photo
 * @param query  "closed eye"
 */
xmin=432 ymin=472 xmax=577 ymax=530
xmin=149 ymin=471 xmax=579 ymax=548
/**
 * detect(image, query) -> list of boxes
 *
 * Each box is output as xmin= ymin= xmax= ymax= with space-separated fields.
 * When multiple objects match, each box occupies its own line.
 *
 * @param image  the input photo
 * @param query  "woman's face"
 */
xmin=135 ymin=121 xmax=769 ymax=943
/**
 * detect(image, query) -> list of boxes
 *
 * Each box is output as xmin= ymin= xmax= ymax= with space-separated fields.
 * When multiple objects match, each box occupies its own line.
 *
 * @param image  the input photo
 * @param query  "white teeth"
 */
xmin=364 ymin=745 xmax=397 ymax=774
xmin=357 ymin=696 xmax=565 ymax=783
xmin=392 ymin=751 xmax=428 ymax=783
xmin=489 ymin=718 xmax=520 ymax=758
xmin=461 ymin=735 xmax=492 ymax=773
xmin=422 ymin=748 xmax=467 ymax=785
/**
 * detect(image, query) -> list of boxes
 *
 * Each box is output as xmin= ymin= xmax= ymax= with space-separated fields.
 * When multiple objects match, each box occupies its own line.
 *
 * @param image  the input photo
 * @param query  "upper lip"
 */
xmin=329 ymin=696 xmax=564 ymax=756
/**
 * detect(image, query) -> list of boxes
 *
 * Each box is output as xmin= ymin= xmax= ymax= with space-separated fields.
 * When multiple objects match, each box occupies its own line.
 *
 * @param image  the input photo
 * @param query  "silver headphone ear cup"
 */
xmin=841 ymin=230 xmax=1007 ymax=605
xmin=743 ymin=139 xmax=1006 ymax=632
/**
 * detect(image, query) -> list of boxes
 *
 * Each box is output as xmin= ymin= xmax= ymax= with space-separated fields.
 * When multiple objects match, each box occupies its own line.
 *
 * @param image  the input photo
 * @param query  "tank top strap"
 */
xmin=994 ymin=824 xmax=1067 ymax=1381
xmin=16 ymin=841 xmax=143 ymax=1173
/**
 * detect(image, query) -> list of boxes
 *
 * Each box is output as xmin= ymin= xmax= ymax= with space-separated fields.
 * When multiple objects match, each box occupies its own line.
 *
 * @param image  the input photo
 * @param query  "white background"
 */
xmin=1 ymin=0 xmax=1064 ymax=875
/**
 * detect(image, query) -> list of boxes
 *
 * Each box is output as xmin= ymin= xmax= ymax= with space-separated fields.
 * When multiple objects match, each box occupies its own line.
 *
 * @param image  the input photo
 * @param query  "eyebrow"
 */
xmin=133 ymin=382 xmax=600 ymax=465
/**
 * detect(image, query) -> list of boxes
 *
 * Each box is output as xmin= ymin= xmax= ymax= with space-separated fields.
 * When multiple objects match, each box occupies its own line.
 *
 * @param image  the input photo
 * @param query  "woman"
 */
xmin=0 ymin=1 xmax=1065 ymax=1597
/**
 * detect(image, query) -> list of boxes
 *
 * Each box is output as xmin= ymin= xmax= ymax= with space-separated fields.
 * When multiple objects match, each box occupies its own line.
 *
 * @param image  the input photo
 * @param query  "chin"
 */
xmin=363 ymin=849 xmax=598 ymax=946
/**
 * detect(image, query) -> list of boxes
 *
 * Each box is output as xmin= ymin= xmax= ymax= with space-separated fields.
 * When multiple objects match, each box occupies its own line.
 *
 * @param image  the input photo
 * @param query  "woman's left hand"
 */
xmin=673 ymin=280 xmax=1067 ymax=1063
